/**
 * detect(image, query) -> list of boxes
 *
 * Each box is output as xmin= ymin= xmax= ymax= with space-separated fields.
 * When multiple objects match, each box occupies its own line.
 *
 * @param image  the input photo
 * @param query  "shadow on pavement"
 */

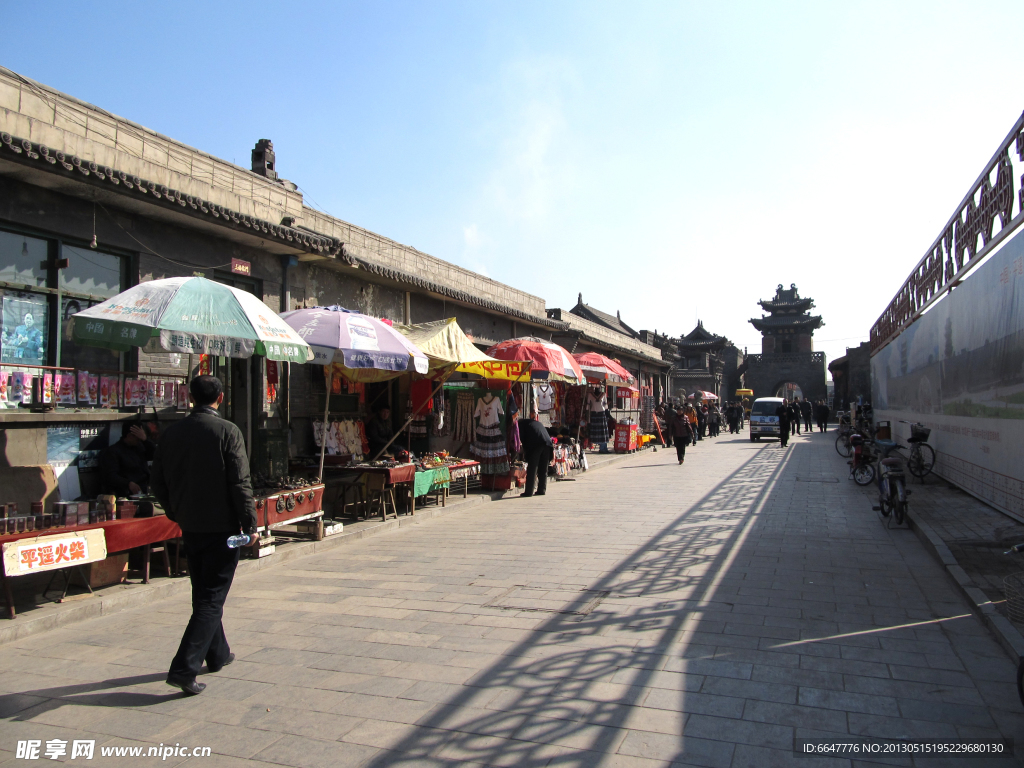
xmin=361 ymin=445 xmax=790 ymax=767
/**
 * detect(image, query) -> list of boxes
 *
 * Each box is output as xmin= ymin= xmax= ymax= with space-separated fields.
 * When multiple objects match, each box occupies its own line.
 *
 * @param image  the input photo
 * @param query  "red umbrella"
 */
xmin=572 ymin=352 xmax=635 ymax=385
xmin=486 ymin=337 xmax=584 ymax=383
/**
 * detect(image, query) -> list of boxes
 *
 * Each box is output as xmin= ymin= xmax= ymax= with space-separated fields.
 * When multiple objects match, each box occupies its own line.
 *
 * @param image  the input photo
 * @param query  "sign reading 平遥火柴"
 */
xmin=1 ymin=529 xmax=107 ymax=576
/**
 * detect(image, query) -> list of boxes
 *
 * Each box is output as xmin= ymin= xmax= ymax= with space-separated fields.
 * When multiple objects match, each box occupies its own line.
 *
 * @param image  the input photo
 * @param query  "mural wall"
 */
xmin=872 ymin=228 xmax=1024 ymax=520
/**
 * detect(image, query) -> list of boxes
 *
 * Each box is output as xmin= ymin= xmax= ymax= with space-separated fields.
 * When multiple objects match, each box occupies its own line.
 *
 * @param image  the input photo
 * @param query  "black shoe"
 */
xmin=536 ymin=491 xmax=545 ymax=496
xmin=207 ymin=653 xmax=235 ymax=673
xmin=522 ymin=493 xmax=533 ymax=498
xmin=166 ymin=675 xmax=206 ymax=695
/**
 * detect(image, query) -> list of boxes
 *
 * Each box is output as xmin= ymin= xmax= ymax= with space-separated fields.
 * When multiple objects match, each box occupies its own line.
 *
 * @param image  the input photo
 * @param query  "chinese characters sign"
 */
xmin=2 ymin=529 xmax=106 ymax=576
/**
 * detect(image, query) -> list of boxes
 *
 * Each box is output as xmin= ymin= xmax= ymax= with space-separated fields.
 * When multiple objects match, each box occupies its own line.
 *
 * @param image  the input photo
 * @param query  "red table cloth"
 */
xmin=353 ymin=464 xmax=416 ymax=485
xmin=0 ymin=516 xmax=181 ymax=554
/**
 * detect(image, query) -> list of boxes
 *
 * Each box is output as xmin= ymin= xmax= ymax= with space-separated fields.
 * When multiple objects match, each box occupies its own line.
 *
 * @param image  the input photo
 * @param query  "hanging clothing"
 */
xmin=472 ymin=394 xmax=510 ymax=475
xmin=450 ymin=389 xmax=477 ymax=443
xmin=536 ymin=383 xmax=554 ymax=411
xmin=589 ymin=409 xmax=611 ymax=444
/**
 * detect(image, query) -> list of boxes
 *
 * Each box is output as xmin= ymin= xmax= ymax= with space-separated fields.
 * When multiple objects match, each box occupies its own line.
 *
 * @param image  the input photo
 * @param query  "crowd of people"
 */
xmin=774 ymin=397 xmax=830 ymax=447
xmin=653 ymin=399 xmax=746 ymax=465
xmin=653 ymin=395 xmax=832 ymax=460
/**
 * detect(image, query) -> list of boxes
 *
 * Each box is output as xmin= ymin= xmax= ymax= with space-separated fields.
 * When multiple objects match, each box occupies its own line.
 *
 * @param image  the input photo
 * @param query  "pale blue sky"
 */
xmin=4 ymin=1 xmax=1023 ymax=366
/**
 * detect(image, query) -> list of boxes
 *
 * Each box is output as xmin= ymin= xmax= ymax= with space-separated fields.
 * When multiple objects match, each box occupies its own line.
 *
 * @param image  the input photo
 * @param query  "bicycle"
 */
xmin=847 ymin=434 xmax=876 ymax=485
xmin=899 ymin=420 xmax=936 ymax=478
xmin=872 ymin=446 xmax=909 ymax=526
xmin=1001 ymin=542 xmax=1024 ymax=707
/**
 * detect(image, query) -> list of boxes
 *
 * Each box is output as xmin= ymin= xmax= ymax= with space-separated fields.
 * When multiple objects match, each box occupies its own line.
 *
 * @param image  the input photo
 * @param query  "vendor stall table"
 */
xmin=0 ymin=515 xmax=182 ymax=619
xmin=413 ymin=466 xmax=450 ymax=508
xmin=447 ymin=460 xmax=481 ymax=498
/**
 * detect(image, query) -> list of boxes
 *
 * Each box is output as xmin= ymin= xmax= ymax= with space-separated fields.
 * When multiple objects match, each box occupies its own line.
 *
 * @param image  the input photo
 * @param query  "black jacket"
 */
xmin=99 ymin=438 xmax=156 ymax=496
xmin=669 ymin=413 xmax=692 ymax=439
xmin=776 ymin=405 xmax=791 ymax=425
xmin=519 ymin=418 xmax=553 ymax=453
xmin=151 ymin=406 xmax=257 ymax=534
xmin=799 ymin=401 xmax=812 ymax=418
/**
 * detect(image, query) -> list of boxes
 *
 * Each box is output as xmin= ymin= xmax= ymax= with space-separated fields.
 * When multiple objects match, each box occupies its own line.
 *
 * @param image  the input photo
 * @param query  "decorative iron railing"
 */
xmin=870 ymin=111 xmax=1024 ymax=353
xmin=745 ymin=352 xmax=825 ymax=366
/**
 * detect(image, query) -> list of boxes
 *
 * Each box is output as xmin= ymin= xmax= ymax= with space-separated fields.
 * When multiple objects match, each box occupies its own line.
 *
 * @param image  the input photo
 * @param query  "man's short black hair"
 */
xmin=189 ymin=375 xmax=223 ymax=407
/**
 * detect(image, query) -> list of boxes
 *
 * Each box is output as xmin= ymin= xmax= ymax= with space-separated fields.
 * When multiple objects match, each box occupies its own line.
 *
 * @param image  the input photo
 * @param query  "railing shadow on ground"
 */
xmin=360 ymin=445 xmax=791 ymax=767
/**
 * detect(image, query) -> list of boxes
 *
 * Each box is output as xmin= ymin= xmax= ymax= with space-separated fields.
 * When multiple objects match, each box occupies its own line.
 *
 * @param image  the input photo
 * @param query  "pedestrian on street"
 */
xmin=152 ymin=375 xmax=258 ymax=696
xmin=520 ymin=409 xmax=554 ymax=497
xmin=815 ymin=400 xmax=830 ymax=432
xmin=776 ymin=399 xmax=791 ymax=447
xmin=788 ymin=401 xmax=801 ymax=435
xmin=800 ymin=398 xmax=813 ymax=433
xmin=670 ymin=406 xmax=693 ymax=464
xmin=686 ymin=404 xmax=698 ymax=446
xmin=696 ymin=405 xmax=707 ymax=440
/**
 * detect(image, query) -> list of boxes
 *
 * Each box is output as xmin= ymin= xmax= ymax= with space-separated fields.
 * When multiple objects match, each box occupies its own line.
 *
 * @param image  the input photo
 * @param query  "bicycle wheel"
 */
xmin=1017 ymin=659 xmax=1024 ymax=708
xmin=878 ymin=497 xmax=891 ymax=517
xmin=836 ymin=434 xmax=853 ymax=458
xmin=908 ymin=443 xmax=936 ymax=478
xmin=853 ymin=463 xmax=876 ymax=486
xmin=893 ymin=498 xmax=906 ymax=525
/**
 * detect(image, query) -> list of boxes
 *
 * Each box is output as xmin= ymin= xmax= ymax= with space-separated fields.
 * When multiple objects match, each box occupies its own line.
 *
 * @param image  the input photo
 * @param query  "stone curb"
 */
xmin=907 ymin=510 xmax=1024 ymax=664
xmin=0 ymin=448 xmax=640 ymax=645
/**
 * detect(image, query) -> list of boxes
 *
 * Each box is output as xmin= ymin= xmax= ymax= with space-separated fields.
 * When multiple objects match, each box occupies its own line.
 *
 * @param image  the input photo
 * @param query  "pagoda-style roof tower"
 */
xmin=749 ymin=284 xmax=823 ymax=354
xmin=677 ymin=320 xmax=728 ymax=352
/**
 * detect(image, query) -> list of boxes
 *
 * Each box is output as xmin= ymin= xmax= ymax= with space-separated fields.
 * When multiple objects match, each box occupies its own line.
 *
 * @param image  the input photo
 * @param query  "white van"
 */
xmin=749 ymin=397 xmax=783 ymax=441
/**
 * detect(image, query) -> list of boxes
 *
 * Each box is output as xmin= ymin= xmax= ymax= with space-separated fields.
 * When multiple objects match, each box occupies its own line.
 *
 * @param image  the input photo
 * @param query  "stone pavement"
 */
xmin=0 ymin=432 xmax=1022 ymax=767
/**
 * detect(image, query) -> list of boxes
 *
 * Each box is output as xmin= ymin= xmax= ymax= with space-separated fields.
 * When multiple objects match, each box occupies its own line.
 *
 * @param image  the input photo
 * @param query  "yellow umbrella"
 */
xmin=394 ymin=318 xmax=531 ymax=381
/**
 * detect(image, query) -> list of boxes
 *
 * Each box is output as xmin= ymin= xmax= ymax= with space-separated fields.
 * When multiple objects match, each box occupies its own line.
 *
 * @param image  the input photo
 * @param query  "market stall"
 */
xmin=571 ymin=352 xmax=640 ymax=452
xmin=0 ymin=501 xmax=183 ymax=618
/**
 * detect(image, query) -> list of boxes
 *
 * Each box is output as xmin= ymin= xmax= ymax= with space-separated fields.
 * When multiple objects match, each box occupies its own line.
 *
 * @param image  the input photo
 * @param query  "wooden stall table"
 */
xmin=344 ymin=463 xmax=417 ymax=516
xmin=0 ymin=515 xmax=182 ymax=619
xmin=412 ymin=466 xmax=451 ymax=509
xmin=447 ymin=460 xmax=481 ymax=499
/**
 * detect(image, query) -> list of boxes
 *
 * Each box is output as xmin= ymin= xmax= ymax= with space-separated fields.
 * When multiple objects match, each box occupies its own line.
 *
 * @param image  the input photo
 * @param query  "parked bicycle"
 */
xmin=872 ymin=449 xmax=909 ymax=526
xmin=1001 ymin=542 xmax=1024 ymax=707
xmin=899 ymin=420 xmax=936 ymax=478
xmin=848 ymin=433 xmax=876 ymax=485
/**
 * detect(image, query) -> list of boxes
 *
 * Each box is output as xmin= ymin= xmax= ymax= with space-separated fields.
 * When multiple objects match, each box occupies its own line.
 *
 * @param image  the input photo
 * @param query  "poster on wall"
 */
xmin=1 ymin=294 xmax=48 ymax=365
xmin=871 ymin=226 xmax=1024 ymax=519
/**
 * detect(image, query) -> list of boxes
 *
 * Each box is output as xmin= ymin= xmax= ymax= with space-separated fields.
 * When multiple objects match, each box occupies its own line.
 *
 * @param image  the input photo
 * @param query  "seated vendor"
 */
xmin=99 ymin=419 xmax=156 ymax=496
xmin=365 ymin=406 xmax=394 ymax=459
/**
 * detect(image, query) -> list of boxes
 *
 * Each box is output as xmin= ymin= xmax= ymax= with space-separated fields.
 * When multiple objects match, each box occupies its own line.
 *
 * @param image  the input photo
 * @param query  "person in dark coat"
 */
xmin=815 ymin=400 xmax=830 ymax=432
xmin=365 ymin=406 xmax=394 ymax=459
xmin=696 ymin=405 xmax=707 ymax=440
xmin=151 ymin=375 xmax=258 ymax=696
xmin=776 ymin=400 xmax=791 ymax=447
xmin=519 ymin=410 xmax=554 ymax=497
xmin=788 ymin=401 xmax=801 ymax=435
xmin=670 ymin=407 xmax=693 ymax=464
xmin=99 ymin=419 xmax=156 ymax=496
xmin=800 ymin=398 xmax=813 ymax=433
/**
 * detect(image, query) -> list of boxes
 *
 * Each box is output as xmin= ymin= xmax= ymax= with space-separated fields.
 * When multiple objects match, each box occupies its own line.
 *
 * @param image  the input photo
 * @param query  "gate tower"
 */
xmin=742 ymin=284 xmax=827 ymax=402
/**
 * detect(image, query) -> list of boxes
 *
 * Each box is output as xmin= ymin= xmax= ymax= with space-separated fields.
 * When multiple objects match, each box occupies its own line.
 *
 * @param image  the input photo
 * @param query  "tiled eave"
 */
xmin=0 ymin=130 xmax=340 ymax=256
xmin=336 ymin=250 xmax=567 ymax=331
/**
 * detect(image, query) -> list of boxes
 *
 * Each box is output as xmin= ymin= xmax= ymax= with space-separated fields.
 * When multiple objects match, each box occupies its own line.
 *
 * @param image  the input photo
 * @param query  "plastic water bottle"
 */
xmin=226 ymin=534 xmax=251 ymax=549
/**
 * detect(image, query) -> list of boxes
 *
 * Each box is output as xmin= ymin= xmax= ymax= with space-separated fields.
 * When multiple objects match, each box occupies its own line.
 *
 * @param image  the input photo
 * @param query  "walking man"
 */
xmin=519 ymin=409 xmax=554 ymax=497
xmin=671 ymin=406 xmax=693 ymax=463
xmin=776 ymin=399 xmax=791 ymax=448
xmin=152 ymin=375 xmax=257 ymax=696
xmin=800 ymin=398 xmax=813 ymax=433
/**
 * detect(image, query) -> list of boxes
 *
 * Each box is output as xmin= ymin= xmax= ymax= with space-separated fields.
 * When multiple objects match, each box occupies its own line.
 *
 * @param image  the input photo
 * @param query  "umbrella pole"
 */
xmin=318 ymin=365 xmax=332 ymax=480
xmin=371 ymin=379 xmax=446 ymax=462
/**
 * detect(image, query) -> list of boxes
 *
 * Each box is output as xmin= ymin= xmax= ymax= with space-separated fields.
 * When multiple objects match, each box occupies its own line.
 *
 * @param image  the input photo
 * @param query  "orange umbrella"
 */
xmin=572 ymin=352 xmax=635 ymax=385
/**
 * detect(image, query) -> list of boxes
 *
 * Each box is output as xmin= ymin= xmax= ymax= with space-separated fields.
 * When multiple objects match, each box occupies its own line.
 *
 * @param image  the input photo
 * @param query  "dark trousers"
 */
xmin=791 ymin=420 xmax=799 ymax=435
xmin=168 ymin=531 xmax=240 ymax=680
xmin=675 ymin=442 xmax=686 ymax=461
xmin=779 ymin=424 xmax=789 ymax=446
xmin=818 ymin=419 xmax=827 ymax=432
xmin=524 ymin=446 xmax=552 ymax=496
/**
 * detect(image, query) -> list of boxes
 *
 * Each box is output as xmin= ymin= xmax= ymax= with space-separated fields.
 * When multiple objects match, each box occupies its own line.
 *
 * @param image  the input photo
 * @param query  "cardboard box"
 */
xmin=86 ymin=553 xmax=129 ymax=588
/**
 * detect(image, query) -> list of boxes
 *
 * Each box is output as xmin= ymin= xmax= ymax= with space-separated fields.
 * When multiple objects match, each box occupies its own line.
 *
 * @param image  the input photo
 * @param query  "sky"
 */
xmin=4 ymin=1 xmax=1024 ymax=371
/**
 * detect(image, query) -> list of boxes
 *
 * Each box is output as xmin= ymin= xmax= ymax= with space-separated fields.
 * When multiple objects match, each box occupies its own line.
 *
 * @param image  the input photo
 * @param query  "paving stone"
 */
xmin=1 ymin=436 xmax=1021 ymax=765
